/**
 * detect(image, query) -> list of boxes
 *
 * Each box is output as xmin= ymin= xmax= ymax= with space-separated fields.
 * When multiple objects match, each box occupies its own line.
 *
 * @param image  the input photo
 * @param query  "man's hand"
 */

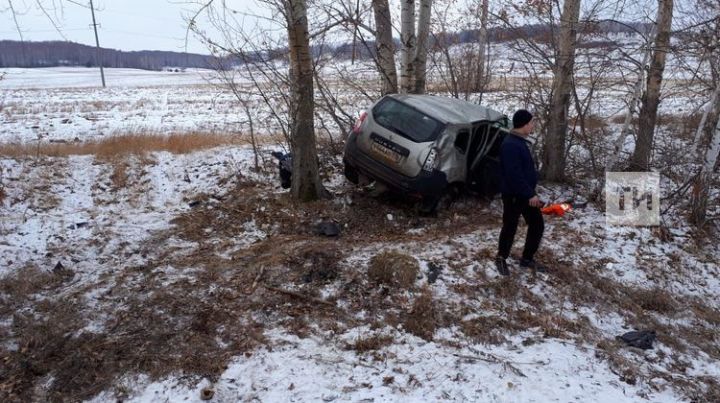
xmin=528 ymin=196 xmax=544 ymax=208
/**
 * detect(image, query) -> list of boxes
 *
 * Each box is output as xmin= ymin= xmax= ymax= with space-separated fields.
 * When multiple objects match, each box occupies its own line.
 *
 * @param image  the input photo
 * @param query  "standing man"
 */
xmin=495 ymin=110 xmax=546 ymax=276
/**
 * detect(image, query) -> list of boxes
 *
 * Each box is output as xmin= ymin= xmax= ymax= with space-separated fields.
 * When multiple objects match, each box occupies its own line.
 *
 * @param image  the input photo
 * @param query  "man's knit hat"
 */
xmin=512 ymin=109 xmax=533 ymax=129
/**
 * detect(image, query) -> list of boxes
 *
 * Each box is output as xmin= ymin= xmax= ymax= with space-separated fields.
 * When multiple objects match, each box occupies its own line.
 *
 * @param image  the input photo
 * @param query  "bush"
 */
xmin=367 ymin=251 xmax=419 ymax=289
xmin=403 ymin=287 xmax=437 ymax=340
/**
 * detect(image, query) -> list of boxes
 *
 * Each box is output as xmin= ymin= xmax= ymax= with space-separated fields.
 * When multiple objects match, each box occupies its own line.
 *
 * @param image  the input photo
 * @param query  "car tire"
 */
xmin=419 ymin=185 xmax=459 ymax=215
xmin=344 ymin=161 xmax=359 ymax=184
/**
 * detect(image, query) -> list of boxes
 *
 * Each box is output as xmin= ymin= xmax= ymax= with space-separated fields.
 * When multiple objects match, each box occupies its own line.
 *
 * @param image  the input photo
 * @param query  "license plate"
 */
xmin=371 ymin=141 xmax=402 ymax=164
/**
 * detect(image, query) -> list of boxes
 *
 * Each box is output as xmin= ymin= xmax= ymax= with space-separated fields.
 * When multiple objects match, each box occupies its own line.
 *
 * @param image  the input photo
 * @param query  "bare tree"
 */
xmin=371 ymin=0 xmax=398 ymax=95
xmin=542 ymin=0 xmax=582 ymax=182
xmin=628 ymin=0 xmax=674 ymax=171
xmin=692 ymin=86 xmax=720 ymax=154
xmin=285 ymin=0 xmax=325 ymax=201
xmin=412 ymin=0 xmax=433 ymax=94
xmin=473 ymin=0 xmax=490 ymax=101
xmin=606 ymin=24 xmax=657 ymax=171
xmin=400 ymin=0 xmax=417 ymax=92
xmin=690 ymin=87 xmax=720 ymax=224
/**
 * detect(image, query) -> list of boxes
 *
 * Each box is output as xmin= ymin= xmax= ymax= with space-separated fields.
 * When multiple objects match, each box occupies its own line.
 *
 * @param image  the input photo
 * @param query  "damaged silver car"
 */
xmin=343 ymin=94 xmax=510 ymax=212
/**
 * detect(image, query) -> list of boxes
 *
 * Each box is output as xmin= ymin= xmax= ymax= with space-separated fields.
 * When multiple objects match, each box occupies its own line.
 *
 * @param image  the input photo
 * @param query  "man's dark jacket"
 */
xmin=499 ymin=133 xmax=537 ymax=199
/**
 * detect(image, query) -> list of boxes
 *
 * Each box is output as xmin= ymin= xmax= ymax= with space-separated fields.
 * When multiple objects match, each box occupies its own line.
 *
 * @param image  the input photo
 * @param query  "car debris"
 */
xmin=616 ymin=330 xmax=656 ymax=350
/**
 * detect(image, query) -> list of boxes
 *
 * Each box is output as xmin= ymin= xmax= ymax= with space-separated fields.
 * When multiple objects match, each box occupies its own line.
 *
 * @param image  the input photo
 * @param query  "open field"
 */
xmin=0 ymin=67 xmax=719 ymax=402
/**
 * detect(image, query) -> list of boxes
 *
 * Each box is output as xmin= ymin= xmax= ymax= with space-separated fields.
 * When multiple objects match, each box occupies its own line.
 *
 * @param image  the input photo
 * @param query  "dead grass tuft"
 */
xmin=109 ymin=160 xmax=129 ymax=190
xmin=368 ymin=251 xmax=419 ymax=289
xmin=635 ymin=287 xmax=678 ymax=314
xmin=345 ymin=334 xmax=395 ymax=353
xmin=287 ymin=243 xmax=343 ymax=283
xmin=461 ymin=315 xmax=517 ymax=345
xmin=403 ymin=288 xmax=437 ymax=341
xmin=0 ymin=266 xmax=69 ymax=316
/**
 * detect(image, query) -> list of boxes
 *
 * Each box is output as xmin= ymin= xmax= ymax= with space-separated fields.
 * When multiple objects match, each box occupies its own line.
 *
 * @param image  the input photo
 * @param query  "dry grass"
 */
xmin=403 ymin=287 xmax=437 ymax=341
xmin=345 ymin=334 xmax=395 ymax=353
xmin=368 ymin=251 xmax=420 ymax=289
xmin=2 ymin=149 xmax=715 ymax=401
xmin=0 ymin=132 xmax=257 ymax=159
xmin=109 ymin=160 xmax=129 ymax=190
xmin=608 ymin=113 xmax=703 ymax=141
xmin=635 ymin=287 xmax=679 ymax=314
xmin=287 ymin=243 xmax=343 ymax=283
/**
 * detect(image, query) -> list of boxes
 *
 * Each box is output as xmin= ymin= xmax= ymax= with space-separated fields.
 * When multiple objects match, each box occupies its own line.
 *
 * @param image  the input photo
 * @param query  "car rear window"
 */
xmin=372 ymin=97 xmax=445 ymax=143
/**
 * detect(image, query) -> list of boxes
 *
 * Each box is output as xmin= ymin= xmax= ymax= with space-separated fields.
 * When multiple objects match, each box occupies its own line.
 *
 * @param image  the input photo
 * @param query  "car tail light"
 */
xmin=352 ymin=111 xmax=367 ymax=134
xmin=422 ymin=148 xmax=439 ymax=172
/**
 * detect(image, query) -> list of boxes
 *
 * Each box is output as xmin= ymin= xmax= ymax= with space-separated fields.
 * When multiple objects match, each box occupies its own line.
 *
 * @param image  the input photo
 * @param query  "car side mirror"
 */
xmin=454 ymin=130 xmax=469 ymax=153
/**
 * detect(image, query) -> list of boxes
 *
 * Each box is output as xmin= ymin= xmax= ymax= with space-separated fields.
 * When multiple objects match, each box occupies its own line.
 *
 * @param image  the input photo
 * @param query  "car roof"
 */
xmin=388 ymin=94 xmax=505 ymax=124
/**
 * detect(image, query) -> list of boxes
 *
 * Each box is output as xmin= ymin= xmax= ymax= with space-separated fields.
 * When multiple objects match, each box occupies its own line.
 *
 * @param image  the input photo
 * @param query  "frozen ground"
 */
xmin=0 ymin=67 xmax=215 ymax=89
xmin=1 ymin=61 xmax=707 ymax=146
xmin=0 ymin=66 xmax=718 ymax=402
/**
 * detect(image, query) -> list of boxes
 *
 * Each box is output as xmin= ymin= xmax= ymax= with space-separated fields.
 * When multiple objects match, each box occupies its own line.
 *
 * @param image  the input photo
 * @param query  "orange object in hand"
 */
xmin=541 ymin=203 xmax=572 ymax=217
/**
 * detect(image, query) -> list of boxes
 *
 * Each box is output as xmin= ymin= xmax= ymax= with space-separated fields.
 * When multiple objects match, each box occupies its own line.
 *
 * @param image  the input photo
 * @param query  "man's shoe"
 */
xmin=519 ymin=259 xmax=547 ymax=273
xmin=495 ymin=256 xmax=510 ymax=276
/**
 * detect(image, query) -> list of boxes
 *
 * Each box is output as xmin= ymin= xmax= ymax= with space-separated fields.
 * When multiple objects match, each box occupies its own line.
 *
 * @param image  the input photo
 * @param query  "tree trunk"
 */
xmin=628 ymin=0 xmax=674 ymax=171
xmin=371 ymin=0 xmax=398 ymax=95
xmin=606 ymin=25 xmax=656 ymax=171
xmin=692 ymin=86 xmax=720 ymax=155
xmin=541 ymin=0 xmax=581 ymax=182
xmin=412 ymin=0 xmax=432 ymax=94
xmin=285 ymin=0 xmax=324 ymax=202
xmin=400 ymin=0 xmax=416 ymax=93
xmin=691 ymin=105 xmax=720 ymax=225
xmin=473 ymin=0 xmax=489 ymax=97
xmin=690 ymin=90 xmax=720 ymax=225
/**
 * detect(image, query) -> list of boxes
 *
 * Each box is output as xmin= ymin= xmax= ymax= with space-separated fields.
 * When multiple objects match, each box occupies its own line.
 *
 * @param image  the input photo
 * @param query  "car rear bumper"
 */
xmin=344 ymin=135 xmax=447 ymax=198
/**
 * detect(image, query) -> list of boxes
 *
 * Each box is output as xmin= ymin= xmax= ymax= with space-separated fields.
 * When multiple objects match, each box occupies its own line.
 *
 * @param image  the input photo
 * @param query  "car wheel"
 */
xmin=344 ymin=161 xmax=359 ymax=184
xmin=419 ymin=185 xmax=459 ymax=215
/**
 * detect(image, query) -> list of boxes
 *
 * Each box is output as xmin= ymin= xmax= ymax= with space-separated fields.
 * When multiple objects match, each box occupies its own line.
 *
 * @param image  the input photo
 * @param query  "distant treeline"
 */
xmin=329 ymin=20 xmax=653 ymax=60
xmin=0 ymin=21 xmax=650 ymax=70
xmin=0 ymin=40 xmax=219 ymax=70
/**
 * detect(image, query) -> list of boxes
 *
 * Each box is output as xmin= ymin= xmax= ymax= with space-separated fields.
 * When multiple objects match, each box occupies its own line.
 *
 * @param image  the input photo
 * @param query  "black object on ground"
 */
xmin=616 ymin=330 xmax=656 ymax=350
xmin=315 ymin=221 xmax=341 ymax=237
xmin=271 ymin=151 xmax=293 ymax=189
xmin=427 ymin=262 xmax=443 ymax=284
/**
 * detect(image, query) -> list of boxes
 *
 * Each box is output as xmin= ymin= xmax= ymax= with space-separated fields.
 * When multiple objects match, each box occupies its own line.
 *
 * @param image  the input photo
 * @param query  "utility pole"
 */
xmin=89 ymin=0 xmax=106 ymax=88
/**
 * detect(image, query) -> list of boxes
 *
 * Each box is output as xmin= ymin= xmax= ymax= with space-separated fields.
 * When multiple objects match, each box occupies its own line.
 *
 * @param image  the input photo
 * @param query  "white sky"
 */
xmin=1 ymin=0 xmax=684 ymax=55
xmin=0 ymin=0 xmax=261 ymax=54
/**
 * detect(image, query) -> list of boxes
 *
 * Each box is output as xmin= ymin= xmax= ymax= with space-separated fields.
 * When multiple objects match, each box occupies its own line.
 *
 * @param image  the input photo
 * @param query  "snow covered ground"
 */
xmin=0 ymin=67 xmax=215 ymax=89
xmin=1 ymin=67 xmax=718 ymax=402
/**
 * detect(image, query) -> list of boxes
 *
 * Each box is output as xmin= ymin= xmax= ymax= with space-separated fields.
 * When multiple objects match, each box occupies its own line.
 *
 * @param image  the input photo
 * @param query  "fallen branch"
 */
xmin=453 ymin=352 xmax=549 ymax=377
xmin=264 ymin=285 xmax=336 ymax=307
xmin=246 ymin=266 xmax=265 ymax=294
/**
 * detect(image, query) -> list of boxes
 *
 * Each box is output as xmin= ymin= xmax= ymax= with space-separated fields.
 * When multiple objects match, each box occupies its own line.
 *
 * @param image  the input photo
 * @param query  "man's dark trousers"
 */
xmin=498 ymin=195 xmax=544 ymax=261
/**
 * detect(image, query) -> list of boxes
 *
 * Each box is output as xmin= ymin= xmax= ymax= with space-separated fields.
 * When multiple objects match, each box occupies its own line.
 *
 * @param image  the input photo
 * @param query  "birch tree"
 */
xmin=690 ymin=88 xmax=720 ymax=225
xmin=413 ymin=0 xmax=433 ymax=94
xmin=372 ymin=0 xmax=398 ymax=95
xmin=606 ymin=24 xmax=656 ymax=171
xmin=692 ymin=87 xmax=720 ymax=154
xmin=400 ymin=0 xmax=417 ymax=92
xmin=474 ymin=0 xmax=490 ymax=99
xmin=628 ymin=0 xmax=674 ymax=171
xmin=541 ymin=0 xmax=582 ymax=182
